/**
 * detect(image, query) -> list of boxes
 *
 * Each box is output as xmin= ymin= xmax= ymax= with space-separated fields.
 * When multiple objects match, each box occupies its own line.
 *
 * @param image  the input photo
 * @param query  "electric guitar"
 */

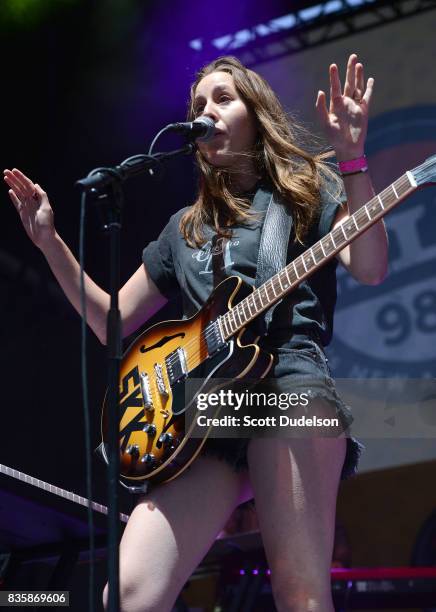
xmin=0 ymin=462 xmax=129 ymax=523
xmin=101 ymin=155 xmax=436 ymax=487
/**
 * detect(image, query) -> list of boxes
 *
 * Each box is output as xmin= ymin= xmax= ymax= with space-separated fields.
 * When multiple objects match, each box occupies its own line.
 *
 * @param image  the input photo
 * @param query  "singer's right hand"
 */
xmin=4 ymin=168 xmax=56 ymax=249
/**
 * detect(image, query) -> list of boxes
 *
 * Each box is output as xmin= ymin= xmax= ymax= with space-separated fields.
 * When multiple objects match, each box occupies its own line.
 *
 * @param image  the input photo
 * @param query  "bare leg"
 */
xmin=247 ymin=429 xmax=346 ymax=612
xmin=103 ymin=454 xmax=253 ymax=612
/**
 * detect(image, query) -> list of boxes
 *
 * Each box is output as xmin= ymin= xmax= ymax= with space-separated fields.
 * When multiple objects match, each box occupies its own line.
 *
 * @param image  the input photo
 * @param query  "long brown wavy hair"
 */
xmin=180 ymin=56 xmax=342 ymax=248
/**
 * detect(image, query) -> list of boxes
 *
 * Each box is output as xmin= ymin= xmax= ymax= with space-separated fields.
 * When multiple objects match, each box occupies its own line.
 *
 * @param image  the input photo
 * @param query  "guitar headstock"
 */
xmin=410 ymin=154 xmax=436 ymax=187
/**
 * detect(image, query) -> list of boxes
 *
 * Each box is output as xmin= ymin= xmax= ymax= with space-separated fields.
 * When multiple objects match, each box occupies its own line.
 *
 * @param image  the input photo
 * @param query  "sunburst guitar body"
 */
xmin=101 ymin=276 xmax=274 ymax=487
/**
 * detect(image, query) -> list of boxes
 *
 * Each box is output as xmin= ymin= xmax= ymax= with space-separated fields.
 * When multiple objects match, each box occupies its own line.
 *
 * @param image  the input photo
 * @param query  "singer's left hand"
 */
xmin=315 ymin=53 xmax=374 ymax=161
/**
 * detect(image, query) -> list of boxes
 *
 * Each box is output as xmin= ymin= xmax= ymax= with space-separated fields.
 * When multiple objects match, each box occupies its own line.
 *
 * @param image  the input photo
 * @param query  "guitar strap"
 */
xmin=210 ymin=188 xmax=293 ymax=332
xmin=254 ymin=188 xmax=293 ymax=332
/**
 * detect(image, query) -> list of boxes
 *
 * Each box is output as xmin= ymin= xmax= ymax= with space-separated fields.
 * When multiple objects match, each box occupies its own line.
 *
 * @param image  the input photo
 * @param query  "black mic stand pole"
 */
xmin=101 ymin=178 xmax=123 ymax=612
xmin=76 ymin=143 xmax=194 ymax=612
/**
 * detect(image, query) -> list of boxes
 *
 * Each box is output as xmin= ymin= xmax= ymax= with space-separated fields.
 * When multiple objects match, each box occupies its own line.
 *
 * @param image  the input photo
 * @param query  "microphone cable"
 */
xmin=79 ymin=190 xmax=96 ymax=612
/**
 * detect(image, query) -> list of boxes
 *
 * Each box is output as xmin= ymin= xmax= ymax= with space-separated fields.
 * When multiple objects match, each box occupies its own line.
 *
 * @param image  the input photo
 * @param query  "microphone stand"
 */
xmin=76 ymin=142 xmax=195 ymax=612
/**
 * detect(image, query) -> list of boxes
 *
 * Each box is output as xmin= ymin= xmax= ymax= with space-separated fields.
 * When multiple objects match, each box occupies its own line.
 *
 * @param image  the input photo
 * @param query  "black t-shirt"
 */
xmin=142 ymin=178 xmax=345 ymax=347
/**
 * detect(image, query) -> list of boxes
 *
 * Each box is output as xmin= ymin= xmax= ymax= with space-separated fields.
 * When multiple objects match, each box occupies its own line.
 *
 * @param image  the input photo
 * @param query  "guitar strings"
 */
xmin=163 ymin=206 xmax=376 ymax=369
xmin=163 ymin=297 xmax=251 ymax=369
xmin=148 ymin=177 xmax=411 ymax=374
xmin=164 ymin=274 xmax=284 ymax=367
xmin=163 ymin=274 xmax=285 ymax=370
xmin=163 ymin=248 xmax=325 ymax=370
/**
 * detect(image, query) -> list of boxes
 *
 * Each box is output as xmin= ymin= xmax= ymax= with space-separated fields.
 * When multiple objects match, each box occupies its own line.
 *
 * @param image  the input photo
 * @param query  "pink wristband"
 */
xmin=338 ymin=155 xmax=368 ymax=175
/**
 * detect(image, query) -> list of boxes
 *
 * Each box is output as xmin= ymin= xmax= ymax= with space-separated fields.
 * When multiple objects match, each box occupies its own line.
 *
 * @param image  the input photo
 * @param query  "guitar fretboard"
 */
xmin=0 ymin=463 xmax=129 ymax=523
xmin=219 ymin=171 xmax=416 ymax=339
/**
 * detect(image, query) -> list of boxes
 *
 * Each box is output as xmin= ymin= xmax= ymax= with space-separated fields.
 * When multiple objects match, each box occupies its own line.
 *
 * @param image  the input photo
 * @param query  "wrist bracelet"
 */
xmin=341 ymin=167 xmax=368 ymax=177
xmin=338 ymin=155 xmax=368 ymax=175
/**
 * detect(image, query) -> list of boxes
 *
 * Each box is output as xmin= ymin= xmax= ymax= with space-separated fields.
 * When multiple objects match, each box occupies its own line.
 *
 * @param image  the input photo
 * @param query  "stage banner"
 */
xmin=254 ymin=10 xmax=436 ymax=469
xmin=255 ymin=9 xmax=436 ymax=379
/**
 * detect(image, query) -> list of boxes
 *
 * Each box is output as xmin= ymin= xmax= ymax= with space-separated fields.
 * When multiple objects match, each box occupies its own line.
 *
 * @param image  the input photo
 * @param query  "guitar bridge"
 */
xmin=139 ymin=372 xmax=154 ymax=411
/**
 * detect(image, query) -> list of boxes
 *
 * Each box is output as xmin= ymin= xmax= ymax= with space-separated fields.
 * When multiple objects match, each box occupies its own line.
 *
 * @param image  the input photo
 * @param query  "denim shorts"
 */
xmin=201 ymin=335 xmax=364 ymax=482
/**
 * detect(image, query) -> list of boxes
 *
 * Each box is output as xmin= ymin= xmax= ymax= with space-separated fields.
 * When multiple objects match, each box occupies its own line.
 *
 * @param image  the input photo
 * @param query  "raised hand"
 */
xmin=4 ymin=168 xmax=56 ymax=249
xmin=315 ymin=53 xmax=374 ymax=161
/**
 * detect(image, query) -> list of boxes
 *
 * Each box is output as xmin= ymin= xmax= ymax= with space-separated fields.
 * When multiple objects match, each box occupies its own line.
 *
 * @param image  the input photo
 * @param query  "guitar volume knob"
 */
xmin=142 ymin=423 xmax=157 ymax=436
xmin=126 ymin=444 xmax=139 ymax=459
xmin=140 ymin=453 xmax=155 ymax=465
xmin=158 ymin=432 xmax=173 ymax=446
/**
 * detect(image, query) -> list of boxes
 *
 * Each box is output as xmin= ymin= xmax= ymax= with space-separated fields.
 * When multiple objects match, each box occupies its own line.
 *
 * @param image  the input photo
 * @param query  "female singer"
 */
xmin=4 ymin=53 xmax=387 ymax=611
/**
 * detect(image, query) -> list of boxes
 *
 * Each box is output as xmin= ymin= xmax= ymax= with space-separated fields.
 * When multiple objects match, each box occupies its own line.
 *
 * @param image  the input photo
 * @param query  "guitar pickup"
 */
xmin=154 ymin=363 xmax=168 ymax=397
xmin=166 ymin=347 xmax=188 ymax=385
xmin=139 ymin=372 xmax=154 ymax=411
xmin=205 ymin=320 xmax=225 ymax=356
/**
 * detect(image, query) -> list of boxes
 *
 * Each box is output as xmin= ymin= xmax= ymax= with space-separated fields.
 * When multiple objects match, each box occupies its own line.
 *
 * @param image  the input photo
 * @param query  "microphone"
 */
xmin=168 ymin=116 xmax=216 ymax=142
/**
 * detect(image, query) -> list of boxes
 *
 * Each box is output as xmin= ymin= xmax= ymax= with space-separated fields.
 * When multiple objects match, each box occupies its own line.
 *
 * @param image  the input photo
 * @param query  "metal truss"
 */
xmin=191 ymin=0 xmax=436 ymax=67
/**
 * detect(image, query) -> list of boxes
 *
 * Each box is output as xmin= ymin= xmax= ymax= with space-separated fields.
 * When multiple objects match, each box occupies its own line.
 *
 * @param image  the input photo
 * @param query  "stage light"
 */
xmin=1 ymin=0 xmax=75 ymax=25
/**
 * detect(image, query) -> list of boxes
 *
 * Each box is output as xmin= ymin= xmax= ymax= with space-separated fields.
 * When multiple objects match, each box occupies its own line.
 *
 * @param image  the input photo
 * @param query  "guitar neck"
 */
xmin=0 ymin=463 xmax=129 ymax=524
xmin=219 ymin=171 xmax=417 ymax=339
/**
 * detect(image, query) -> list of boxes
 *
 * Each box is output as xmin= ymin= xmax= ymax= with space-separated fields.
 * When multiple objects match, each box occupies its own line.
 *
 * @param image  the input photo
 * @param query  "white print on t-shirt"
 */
xmin=192 ymin=237 xmax=239 ymax=275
